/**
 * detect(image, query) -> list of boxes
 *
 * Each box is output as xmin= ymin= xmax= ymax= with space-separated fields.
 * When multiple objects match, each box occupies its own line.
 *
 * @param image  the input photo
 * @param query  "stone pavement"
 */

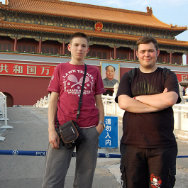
xmin=0 ymin=106 xmax=188 ymax=188
xmin=0 ymin=107 xmax=121 ymax=188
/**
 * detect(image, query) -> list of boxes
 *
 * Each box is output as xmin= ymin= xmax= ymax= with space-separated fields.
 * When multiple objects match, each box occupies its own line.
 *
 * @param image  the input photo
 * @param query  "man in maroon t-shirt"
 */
xmin=42 ymin=32 xmax=105 ymax=188
xmin=116 ymin=36 xmax=181 ymax=188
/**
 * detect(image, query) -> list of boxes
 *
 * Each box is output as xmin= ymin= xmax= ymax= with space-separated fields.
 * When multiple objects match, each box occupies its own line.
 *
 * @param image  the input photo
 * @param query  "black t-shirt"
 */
xmin=116 ymin=67 xmax=181 ymax=148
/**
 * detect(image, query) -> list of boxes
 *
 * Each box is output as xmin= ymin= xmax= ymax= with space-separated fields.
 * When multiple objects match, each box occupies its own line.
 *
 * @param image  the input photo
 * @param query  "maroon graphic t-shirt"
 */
xmin=48 ymin=62 xmax=105 ymax=128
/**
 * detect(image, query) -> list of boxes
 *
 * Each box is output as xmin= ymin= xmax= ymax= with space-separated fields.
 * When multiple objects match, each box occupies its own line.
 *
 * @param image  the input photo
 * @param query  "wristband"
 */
xmin=99 ymin=121 xmax=105 ymax=128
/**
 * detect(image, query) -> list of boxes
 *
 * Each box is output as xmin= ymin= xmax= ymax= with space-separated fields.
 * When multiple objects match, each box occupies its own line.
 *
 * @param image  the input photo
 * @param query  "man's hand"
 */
xmin=163 ymin=88 xmax=168 ymax=93
xmin=96 ymin=123 xmax=104 ymax=135
xmin=49 ymin=129 xmax=60 ymax=149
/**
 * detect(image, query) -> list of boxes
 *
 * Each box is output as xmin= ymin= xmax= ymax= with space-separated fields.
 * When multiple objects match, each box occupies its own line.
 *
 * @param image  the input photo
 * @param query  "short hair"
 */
xmin=69 ymin=32 xmax=89 ymax=43
xmin=136 ymin=36 xmax=158 ymax=51
xmin=105 ymin=65 xmax=115 ymax=71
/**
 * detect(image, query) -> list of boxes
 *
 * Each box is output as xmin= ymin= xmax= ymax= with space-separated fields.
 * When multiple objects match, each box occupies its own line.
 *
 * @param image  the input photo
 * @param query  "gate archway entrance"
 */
xmin=3 ymin=92 xmax=14 ymax=107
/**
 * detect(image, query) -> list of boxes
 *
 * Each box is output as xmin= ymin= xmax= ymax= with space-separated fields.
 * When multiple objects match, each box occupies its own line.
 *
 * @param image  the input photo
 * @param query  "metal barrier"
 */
xmin=0 ymin=92 xmax=12 ymax=128
xmin=0 ymin=150 xmax=187 ymax=158
xmin=0 ymin=92 xmax=13 ymax=141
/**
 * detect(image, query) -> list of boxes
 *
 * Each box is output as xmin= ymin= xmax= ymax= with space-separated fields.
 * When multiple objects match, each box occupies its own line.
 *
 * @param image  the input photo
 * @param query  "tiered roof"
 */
xmin=0 ymin=0 xmax=187 ymax=47
xmin=2 ymin=0 xmax=186 ymax=30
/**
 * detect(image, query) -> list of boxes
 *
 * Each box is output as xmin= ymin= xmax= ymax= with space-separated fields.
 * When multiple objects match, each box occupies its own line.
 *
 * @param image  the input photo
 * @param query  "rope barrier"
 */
xmin=0 ymin=150 xmax=188 ymax=158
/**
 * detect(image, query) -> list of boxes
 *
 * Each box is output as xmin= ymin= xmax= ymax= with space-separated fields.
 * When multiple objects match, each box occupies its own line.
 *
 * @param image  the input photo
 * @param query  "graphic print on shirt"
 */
xmin=150 ymin=174 xmax=162 ymax=188
xmin=62 ymin=69 xmax=94 ymax=95
xmin=132 ymin=81 xmax=159 ymax=96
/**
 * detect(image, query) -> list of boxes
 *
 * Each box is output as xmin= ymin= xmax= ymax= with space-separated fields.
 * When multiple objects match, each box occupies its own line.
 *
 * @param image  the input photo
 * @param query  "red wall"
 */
xmin=0 ymin=75 xmax=50 ymax=105
xmin=0 ymin=64 xmax=187 ymax=106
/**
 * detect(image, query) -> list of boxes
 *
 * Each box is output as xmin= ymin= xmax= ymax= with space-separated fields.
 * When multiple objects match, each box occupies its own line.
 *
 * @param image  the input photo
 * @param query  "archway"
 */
xmin=3 ymin=92 xmax=14 ymax=107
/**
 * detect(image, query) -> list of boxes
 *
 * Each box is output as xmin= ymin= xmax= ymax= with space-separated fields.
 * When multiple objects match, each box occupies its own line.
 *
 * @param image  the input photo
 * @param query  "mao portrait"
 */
xmin=101 ymin=62 xmax=120 ymax=88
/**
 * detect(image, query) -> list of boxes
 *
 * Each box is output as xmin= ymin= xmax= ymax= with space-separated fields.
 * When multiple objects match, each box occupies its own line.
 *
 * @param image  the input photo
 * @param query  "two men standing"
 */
xmin=43 ymin=32 xmax=180 ymax=188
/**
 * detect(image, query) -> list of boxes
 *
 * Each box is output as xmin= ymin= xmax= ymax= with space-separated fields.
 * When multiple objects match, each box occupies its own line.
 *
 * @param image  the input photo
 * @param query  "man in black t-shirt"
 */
xmin=116 ymin=36 xmax=181 ymax=188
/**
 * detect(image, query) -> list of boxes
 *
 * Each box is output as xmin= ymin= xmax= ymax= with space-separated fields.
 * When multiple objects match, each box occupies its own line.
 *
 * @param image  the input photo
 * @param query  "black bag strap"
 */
xmin=76 ymin=64 xmax=87 ymax=119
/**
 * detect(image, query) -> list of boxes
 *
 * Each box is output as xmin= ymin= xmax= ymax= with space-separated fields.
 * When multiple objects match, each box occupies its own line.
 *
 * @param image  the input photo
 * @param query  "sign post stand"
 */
xmin=99 ymin=116 xmax=118 ymax=148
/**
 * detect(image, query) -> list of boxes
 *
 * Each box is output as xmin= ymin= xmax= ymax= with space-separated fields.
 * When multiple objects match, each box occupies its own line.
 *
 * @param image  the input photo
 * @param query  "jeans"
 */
xmin=42 ymin=126 xmax=99 ymax=188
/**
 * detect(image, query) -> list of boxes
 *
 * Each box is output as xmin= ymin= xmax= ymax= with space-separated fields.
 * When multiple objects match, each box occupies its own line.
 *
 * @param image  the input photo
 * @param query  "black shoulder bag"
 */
xmin=58 ymin=64 xmax=87 ymax=149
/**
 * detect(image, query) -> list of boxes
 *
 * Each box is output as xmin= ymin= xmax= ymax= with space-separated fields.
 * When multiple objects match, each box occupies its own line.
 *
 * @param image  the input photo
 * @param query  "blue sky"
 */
xmin=0 ymin=0 xmax=187 ymax=41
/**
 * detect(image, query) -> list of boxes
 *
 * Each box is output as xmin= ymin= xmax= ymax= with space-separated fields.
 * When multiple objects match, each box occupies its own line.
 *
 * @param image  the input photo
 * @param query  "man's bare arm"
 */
xmin=48 ymin=92 xmax=60 ymax=149
xmin=118 ymin=94 xmax=160 ymax=113
xmin=95 ymin=94 xmax=105 ymax=134
xmin=135 ymin=89 xmax=178 ymax=109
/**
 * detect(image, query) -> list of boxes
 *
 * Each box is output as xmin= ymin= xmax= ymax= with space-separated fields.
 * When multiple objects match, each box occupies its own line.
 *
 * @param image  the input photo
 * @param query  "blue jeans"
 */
xmin=42 ymin=127 xmax=99 ymax=188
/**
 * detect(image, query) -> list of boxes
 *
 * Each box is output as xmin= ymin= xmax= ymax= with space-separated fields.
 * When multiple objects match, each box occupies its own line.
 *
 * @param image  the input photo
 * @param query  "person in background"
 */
xmin=116 ymin=36 xmax=181 ymax=188
xmin=179 ymin=84 xmax=185 ymax=103
xmin=185 ymin=86 xmax=188 ymax=96
xmin=42 ymin=32 xmax=105 ymax=188
xmin=185 ymin=86 xmax=188 ymax=102
xmin=182 ymin=86 xmax=185 ymax=96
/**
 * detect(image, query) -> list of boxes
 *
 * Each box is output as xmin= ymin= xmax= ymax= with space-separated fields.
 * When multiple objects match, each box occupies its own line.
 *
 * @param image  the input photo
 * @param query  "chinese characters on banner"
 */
xmin=99 ymin=116 xmax=118 ymax=148
xmin=0 ymin=62 xmax=56 ymax=77
xmin=176 ymin=73 xmax=188 ymax=82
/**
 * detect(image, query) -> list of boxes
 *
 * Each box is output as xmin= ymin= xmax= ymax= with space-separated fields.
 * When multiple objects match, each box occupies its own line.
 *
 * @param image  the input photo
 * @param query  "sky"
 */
xmin=0 ymin=0 xmax=187 ymax=41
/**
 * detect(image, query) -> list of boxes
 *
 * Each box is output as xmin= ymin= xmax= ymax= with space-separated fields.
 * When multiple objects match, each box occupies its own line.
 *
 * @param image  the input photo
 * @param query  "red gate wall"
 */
xmin=0 ymin=75 xmax=50 ymax=106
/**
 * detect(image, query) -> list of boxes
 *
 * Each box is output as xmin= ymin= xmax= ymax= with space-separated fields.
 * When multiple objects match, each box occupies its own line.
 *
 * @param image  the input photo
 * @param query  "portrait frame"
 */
xmin=100 ymin=62 xmax=120 ymax=88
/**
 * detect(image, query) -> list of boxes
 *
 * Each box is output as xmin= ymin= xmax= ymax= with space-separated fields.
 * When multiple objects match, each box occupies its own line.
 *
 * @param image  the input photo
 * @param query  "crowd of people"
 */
xmin=42 ymin=32 xmax=182 ymax=188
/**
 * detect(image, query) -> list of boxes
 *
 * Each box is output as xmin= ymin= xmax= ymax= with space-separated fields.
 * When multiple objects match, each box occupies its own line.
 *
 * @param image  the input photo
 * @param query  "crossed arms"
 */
xmin=118 ymin=88 xmax=178 ymax=113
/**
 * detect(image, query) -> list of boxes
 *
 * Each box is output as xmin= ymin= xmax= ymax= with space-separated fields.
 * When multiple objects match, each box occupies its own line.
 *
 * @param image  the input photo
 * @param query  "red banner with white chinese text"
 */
xmin=0 ymin=62 xmax=56 ymax=77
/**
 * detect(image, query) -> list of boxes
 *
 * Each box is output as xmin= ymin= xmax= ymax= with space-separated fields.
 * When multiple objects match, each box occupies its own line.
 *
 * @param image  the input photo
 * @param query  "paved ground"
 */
xmin=0 ymin=107 xmax=120 ymax=188
xmin=0 ymin=106 xmax=188 ymax=188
